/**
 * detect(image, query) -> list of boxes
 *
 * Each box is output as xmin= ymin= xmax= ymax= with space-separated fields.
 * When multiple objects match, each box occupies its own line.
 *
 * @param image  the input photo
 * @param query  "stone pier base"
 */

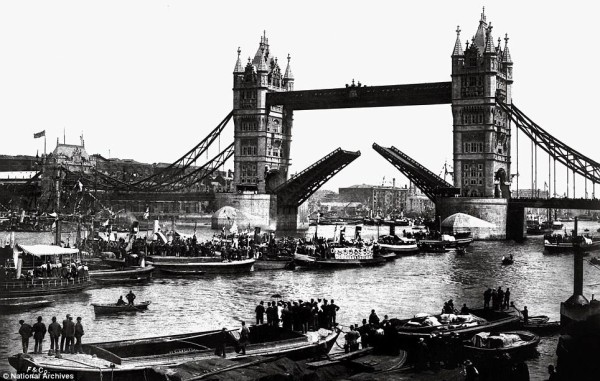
xmin=436 ymin=197 xmax=509 ymax=239
xmin=212 ymin=193 xmax=305 ymax=231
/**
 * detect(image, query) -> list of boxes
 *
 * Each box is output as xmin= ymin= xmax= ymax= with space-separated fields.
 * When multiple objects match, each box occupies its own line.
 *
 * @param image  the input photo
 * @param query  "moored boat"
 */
xmin=8 ymin=325 xmax=340 ymax=381
xmin=463 ymin=330 xmax=540 ymax=359
xmin=149 ymin=257 xmax=255 ymax=274
xmin=294 ymin=243 xmax=385 ymax=268
xmin=92 ymin=301 xmax=151 ymax=314
xmin=253 ymin=256 xmax=295 ymax=270
xmin=1 ymin=244 xmax=91 ymax=298
xmin=377 ymin=235 xmax=418 ymax=255
xmin=391 ymin=309 xmax=520 ymax=340
xmin=89 ymin=265 xmax=154 ymax=284
xmin=0 ymin=297 xmax=55 ymax=313
xmin=544 ymin=235 xmax=600 ymax=253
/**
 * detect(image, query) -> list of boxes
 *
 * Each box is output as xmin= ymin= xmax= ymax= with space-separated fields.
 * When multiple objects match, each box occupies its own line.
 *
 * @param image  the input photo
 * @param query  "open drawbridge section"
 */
xmin=498 ymin=102 xmax=600 ymax=185
xmin=372 ymin=143 xmax=459 ymax=202
xmin=274 ymin=148 xmax=361 ymax=208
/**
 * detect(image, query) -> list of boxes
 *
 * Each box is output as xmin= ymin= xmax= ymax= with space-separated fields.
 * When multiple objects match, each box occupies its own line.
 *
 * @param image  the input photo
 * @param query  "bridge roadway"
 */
xmin=510 ymin=197 xmax=600 ymax=210
xmin=267 ymin=82 xmax=452 ymax=110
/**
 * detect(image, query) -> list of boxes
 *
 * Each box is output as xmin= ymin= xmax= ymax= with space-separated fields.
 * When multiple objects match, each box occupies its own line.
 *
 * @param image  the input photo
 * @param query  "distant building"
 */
xmin=406 ymin=184 xmax=435 ymax=217
xmin=512 ymin=189 xmax=549 ymax=198
xmin=339 ymin=183 xmax=408 ymax=216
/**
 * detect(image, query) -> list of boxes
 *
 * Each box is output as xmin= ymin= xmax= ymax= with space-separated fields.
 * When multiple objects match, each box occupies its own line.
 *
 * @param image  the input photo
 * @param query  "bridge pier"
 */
xmin=506 ymin=202 xmax=526 ymax=241
xmin=436 ymin=197 xmax=509 ymax=239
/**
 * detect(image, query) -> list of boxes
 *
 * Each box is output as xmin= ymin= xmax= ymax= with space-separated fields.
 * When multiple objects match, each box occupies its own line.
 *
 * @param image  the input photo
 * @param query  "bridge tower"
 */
xmin=451 ymin=8 xmax=513 ymax=198
xmin=232 ymin=33 xmax=294 ymax=194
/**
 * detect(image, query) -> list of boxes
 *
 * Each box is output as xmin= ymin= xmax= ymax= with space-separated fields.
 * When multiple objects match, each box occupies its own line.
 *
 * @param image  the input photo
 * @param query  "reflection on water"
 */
xmin=2 ymin=221 xmax=600 ymax=379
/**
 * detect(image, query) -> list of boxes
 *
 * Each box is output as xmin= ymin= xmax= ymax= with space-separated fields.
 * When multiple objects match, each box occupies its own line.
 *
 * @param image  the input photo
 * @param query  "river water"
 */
xmin=2 ymin=221 xmax=600 ymax=380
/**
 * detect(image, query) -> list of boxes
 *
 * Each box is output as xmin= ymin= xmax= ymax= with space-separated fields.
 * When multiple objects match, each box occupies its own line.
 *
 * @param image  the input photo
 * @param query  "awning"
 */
xmin=18 ymin=244 xmax=79 ymax=257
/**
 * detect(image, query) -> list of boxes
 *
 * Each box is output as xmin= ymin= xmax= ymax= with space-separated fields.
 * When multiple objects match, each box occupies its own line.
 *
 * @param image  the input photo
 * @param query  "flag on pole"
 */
xmin=33 ymin=130 xmax=45 ymax=139
xmin=143 ymin=207 xmax=150 ymax=220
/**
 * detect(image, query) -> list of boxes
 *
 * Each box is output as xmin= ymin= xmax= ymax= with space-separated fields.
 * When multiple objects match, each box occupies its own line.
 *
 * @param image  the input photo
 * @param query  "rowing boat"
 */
xmin=92 ymin=301 xmax=151 ymax=314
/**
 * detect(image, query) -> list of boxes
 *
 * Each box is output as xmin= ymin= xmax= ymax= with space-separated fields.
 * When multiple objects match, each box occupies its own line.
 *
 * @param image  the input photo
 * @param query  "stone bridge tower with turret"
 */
xmin=451 ymin=9 xmax=513 ymax=199
xmin=232 ymin=33 xmax=294 ymax=194
xmin=438 ymin=9 xmax=516 ymax=239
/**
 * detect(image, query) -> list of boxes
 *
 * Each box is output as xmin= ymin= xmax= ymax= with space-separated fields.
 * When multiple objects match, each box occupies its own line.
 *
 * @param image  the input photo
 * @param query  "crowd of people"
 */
xmin=254 ymin=298 xmax=340 ymax=333
xmin=18 ymin=314 xmax=84 ymax=355
xmin=483 ymin=286 xmax=511 ymax=310
xmin=0 ymin=260 xmax=89 ymax=283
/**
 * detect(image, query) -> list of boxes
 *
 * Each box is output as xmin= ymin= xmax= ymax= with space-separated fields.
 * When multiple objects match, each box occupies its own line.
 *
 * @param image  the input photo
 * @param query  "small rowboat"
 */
xmin=501 ymin=257 xmax=514 ymax=265
xmin=518 ymin=315 xmax=561 ymax=334
xmin=464 ymin=330 xmax=540 ymax=360
xmin=92 ymin=301 xmax=151 ymax=314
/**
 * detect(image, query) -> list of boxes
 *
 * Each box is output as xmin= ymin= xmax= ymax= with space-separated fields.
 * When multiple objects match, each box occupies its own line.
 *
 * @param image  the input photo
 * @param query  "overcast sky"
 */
xmin=0 ymin=1 xmax=597 ymax=196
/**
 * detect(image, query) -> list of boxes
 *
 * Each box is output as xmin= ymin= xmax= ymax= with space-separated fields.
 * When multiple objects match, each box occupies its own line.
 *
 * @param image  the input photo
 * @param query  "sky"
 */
xmin=0 ymin=1 xmax=598 ymax=196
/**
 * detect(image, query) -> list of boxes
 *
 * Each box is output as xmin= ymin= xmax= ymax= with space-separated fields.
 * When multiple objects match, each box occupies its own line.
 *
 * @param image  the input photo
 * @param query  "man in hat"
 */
xmin=239 ymin=321 xmax=250 ymax=355
xmin=48 ymin=316 xmax=61 ymax=354
xmin=74 ymin=317 xmax=85 ymax=353
xmin=18 ymin=320 xmax=33 ymax=354
xmin=32 ymin=316 xmax=47 ymax=354
xmin=60 ymin=314 xmax=70 ymax=353
xmin=63 ymin=315 xmax=76 ymax=354
xmin=216 ymin=327 xmax=228 ymax=358
xmin=255 ymin=301 xmax=265 ymax=325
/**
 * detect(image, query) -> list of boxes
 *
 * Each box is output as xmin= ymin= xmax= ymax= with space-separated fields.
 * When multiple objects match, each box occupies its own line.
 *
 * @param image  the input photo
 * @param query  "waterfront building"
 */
xmin=339 ymin=183 xmax=408 ymax=216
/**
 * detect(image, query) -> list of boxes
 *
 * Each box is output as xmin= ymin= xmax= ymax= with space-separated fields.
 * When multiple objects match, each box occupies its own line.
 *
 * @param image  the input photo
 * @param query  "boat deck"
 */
xmin=19 ymin=330 xmax=330 ymax=372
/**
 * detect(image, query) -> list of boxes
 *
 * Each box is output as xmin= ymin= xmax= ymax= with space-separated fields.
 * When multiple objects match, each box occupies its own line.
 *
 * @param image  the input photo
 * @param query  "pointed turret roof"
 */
xmin=256 ymin=47 xmax=268 ymax=72
xmin=284 ymin=54 xmax=294 ymax=80
xmin=253 ymin=31 xmax=271 ymax=69
xmin=473 ymin=7 xmax=488 ymax=53
xmin=502 ymin=34 xmax=513 ymax=63
xmin=233 ymin=47 xmax=244 ymax=73
xmin=452 ymin=26 xmax=464 ymax=56
xmin=484 ymin=23 xmax=495 ymax=54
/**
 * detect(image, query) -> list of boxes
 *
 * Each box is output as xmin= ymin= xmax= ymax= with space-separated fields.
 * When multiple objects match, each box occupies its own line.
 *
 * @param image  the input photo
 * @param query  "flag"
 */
xmin=143 ymin=207 xmax=149 ymax=220
xmin=33 ymin=130 xmax=45 ymax=139
xmin=77 ymin=181 xmax=83 ymax=192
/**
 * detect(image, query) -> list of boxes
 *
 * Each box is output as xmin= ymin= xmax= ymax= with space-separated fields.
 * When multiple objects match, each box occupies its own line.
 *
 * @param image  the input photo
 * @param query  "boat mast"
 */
xmin=54 ymin=169 xmax=61 ymax=246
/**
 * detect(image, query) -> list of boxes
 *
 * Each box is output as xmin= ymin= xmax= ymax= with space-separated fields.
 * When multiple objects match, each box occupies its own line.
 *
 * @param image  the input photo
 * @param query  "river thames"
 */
xmin=2 ymin=221 xmax=600 ymax=379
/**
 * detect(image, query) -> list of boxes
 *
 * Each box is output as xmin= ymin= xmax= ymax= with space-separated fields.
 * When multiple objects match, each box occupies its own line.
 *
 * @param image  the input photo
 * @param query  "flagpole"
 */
xmin=44 ymin=135 xmax=46 ymax=156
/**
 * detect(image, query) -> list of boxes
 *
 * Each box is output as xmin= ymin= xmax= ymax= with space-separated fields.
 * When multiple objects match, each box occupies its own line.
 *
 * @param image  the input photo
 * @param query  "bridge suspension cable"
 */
xmin=127 ymin=110 xmax=233 ymax=190
xmin=499 ymin=102 xmax=600 ymax=196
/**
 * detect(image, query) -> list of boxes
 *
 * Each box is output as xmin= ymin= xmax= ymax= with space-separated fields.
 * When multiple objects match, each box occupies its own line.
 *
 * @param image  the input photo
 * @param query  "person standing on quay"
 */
xmin=48 ymin=316 xmax=61 ymax=354
xmin=60 ymin=314 xmax=70 ymax=353
xmin=503 ymin=288 xmax=511 ymax=309
xmin=74 ymin=317 xmax=85 ymax=354
xmin=239 ymin=321 xmax=250 ymax=355
xmin=32 ymin=316 xmax=47 ymax=354
xmin=255 ymin=301 xmax=265 ymax=325
xmin=63 ymin=315 xmax=76 ymax=353
xmin=18 ymin=320 xmax=33 ymax=354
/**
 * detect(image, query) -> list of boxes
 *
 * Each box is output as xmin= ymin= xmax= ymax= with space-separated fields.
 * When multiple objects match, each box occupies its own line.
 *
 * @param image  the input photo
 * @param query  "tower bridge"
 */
xmin=39 ymin=9 xmax=600 ymax=237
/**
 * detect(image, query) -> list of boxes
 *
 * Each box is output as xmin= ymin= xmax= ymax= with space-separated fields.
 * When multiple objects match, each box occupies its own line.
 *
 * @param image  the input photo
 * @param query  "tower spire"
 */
xmin=484 ymin=23 xmax=495 ymax=54
xmin=452 ymin=26 xmax=464 ymax=56
xmin=257 ymin=46 xmax=268 ymax=72
xmin=233 ymin=47 xmax=244 ymax=73
xmin=284 ymin=53 xmax=294 ymax=80
xmin=503 ymin=33 xmax=513 ymax=63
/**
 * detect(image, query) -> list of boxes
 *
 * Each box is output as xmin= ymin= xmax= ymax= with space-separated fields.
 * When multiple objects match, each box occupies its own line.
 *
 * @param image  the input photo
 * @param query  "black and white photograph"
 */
xmin=0 ymin=1 xmax=599 ymax=380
